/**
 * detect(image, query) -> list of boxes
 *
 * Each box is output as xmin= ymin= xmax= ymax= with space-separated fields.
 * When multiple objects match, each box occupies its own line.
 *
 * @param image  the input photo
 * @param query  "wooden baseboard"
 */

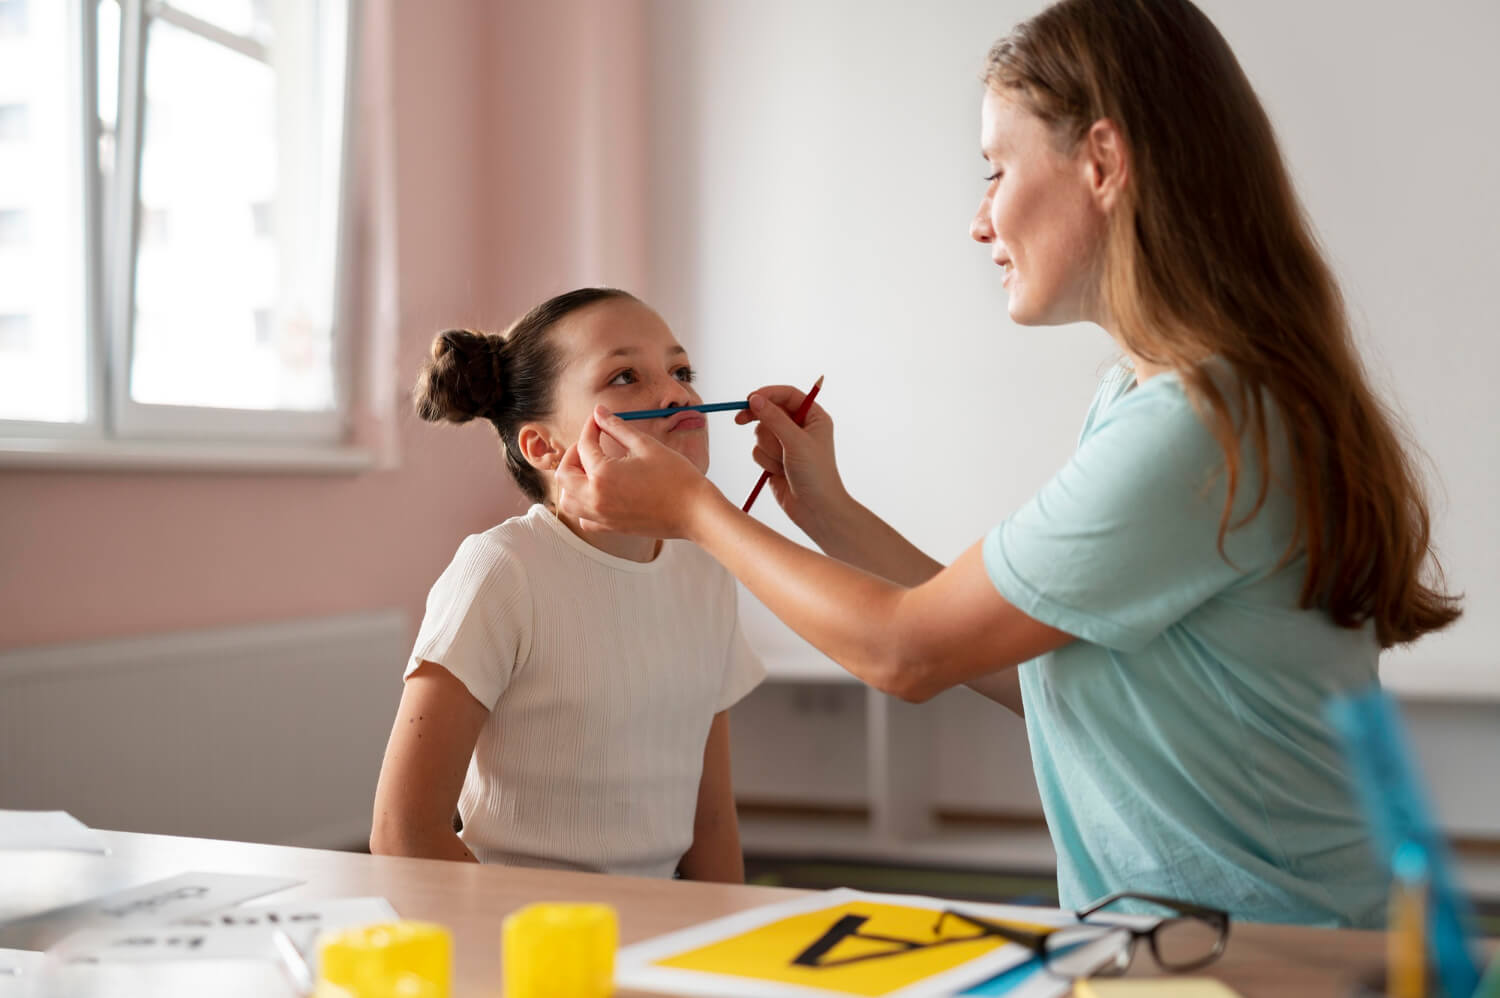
xmin=736 ymin=800 xmax=1048 ymax=830
xmin=1452 ymin=835 xmax=1500 ymax=858
xmin=933 ymin=808 xmax=1049 ymax=831
xmin=736 ymin=800 xmax=870 ymax=821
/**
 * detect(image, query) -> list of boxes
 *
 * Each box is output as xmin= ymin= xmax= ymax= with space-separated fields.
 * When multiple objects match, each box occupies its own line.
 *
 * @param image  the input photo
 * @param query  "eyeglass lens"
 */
xmin=1152 ymin=916 xmax=1222 ymax=968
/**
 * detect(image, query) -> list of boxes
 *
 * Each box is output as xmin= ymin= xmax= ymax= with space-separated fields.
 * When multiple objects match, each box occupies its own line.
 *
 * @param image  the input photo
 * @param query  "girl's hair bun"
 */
xmin=413 ymin=328 xmax=505 ymax=423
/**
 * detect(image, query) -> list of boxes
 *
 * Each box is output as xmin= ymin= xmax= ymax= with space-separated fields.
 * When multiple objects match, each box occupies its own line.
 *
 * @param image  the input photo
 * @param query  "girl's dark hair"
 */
xmin=413 ymin=287 xmax=638 ymax=503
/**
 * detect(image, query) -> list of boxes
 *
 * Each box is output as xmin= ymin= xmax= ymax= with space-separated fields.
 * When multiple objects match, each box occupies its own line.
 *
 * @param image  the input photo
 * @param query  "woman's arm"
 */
xmin=370 ymin=661 xmax=488 ymax=862
xmin=677 ymin=711 xmax=745 ymax=883
xmin=557 ymin=408 xmax=1073 ymax=702
xmin=737 ymin=387 xmax=1022 ymax=711
xmin=692 ymin=503 xmax=1069 ymax=701
xmin=735 ymin=384 xmax=943 ymax=586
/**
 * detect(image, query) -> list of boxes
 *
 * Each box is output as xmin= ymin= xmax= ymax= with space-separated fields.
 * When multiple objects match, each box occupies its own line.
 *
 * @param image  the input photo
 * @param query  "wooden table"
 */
xmin=0 ymin=830 xmax=1477 ymax=997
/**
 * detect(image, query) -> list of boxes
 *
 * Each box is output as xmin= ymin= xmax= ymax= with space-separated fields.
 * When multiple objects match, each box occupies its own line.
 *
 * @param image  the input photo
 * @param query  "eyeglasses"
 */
xmin=933 ymin=892 xmax=1230 ymax=979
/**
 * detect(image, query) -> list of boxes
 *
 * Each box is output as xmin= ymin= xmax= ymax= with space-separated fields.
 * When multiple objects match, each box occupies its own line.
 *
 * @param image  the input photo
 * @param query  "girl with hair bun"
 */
xmin=371 ymin=288 xmax=763 ymax=882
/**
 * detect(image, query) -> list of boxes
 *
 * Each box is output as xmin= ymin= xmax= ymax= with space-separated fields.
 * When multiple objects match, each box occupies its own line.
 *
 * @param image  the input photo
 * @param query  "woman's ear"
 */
xmin=1083 ymin=118 xmax=1129 ymax=213
xmin=517 ymin=424 xmax=562 ymax=471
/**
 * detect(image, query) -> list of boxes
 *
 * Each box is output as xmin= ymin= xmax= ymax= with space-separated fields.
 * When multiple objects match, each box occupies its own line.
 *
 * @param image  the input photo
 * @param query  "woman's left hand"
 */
xmin=556 ymin=405 xmax=721 ymax=539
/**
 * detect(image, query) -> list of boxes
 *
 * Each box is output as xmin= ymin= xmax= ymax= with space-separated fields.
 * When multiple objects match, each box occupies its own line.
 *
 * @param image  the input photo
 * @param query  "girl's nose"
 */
xmin=660 ymin=376 xmax=696 ymax=409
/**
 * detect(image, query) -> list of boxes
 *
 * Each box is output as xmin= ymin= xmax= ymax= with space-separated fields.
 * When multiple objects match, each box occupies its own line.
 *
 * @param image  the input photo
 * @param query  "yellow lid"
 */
xmin=316 ymin=921 xmax=452 ymax=998
xmin=502 ymin=902 xmax=618 ymax=998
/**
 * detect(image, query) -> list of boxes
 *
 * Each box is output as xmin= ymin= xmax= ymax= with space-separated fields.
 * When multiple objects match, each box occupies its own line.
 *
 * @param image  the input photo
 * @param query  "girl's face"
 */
xmin=970 ymin=89 xmax=1108 ymax=327
xmin=538 ymin=298 xmax=709 ymax=483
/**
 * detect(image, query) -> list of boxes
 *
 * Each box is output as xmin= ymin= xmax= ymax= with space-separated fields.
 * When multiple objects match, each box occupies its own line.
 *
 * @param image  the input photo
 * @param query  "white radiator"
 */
xmin=0 ymin=610 xmax=408 ymax=849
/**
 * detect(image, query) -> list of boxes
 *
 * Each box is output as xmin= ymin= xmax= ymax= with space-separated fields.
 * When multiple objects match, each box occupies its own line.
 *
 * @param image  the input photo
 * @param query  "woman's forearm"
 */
xmin=687 ymin=485 xmax=924 ymax=698
xmin=803 ymin=493 xmax=945 ymax=587
xmin=685 ymin=480 xmax=1072 ymax=702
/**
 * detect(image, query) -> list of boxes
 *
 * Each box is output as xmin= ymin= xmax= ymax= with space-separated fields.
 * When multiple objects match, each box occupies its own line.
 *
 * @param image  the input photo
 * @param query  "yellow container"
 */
xmin=316 ymin=921 xmax=453 ymax=998
xmin=502 ymin=903 xmax=618 ymax=998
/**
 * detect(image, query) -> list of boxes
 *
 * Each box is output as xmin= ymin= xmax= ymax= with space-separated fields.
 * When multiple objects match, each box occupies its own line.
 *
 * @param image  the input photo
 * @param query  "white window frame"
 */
xmin=0 ymin=0 xmax=367 ymax=469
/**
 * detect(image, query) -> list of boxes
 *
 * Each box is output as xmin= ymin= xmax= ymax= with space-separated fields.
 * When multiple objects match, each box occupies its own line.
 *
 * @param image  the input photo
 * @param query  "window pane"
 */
xmin=0 ymin=0 xmax=91 ymax=423
xmin=130 ymin=16 xmax=334 ymax=412
xmin=161 ymin=0 xmax=271 ymax=43
xmin=97 ymin=0 xmax=117 ymax=171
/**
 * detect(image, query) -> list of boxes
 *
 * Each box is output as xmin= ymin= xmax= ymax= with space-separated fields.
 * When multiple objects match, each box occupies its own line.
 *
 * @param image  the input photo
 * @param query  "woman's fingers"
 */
xmin=751 ymin=446 xmax=785 ymax=476
xmin=593 ymin=405 xmax=649 ymax=452
xmin=754 ymin=423 xmax=783 ymax=457
xmin=747 ymin=391 xmax=807 ymax=442
xmin=734 ymin=384 xmax=812 ymax=425
xmin=573 ymin=413 xmax=607 ymax=472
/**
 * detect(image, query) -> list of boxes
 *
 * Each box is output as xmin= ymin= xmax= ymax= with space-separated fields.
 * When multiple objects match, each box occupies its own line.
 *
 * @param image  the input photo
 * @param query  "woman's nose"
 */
xmin=970 ymin=200 xmax=994 ymax=243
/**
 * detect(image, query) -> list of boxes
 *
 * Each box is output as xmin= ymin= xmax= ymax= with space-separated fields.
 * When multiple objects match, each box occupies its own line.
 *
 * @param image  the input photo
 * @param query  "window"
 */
xmin=0 ymin=0 xmax=27 ymax=38
xmin=0 ymin=103 xmax=27 ymax=140
xmin=0 ymin=0 xmax=357 ymax=447
xmin=0 ymin=209 xmax=27 ymax=244
xmin=0 ymin=314 xmax=30 ymax=351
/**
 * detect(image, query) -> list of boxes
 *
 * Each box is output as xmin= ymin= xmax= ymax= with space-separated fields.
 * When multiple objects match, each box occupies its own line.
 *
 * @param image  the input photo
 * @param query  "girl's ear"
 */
xmin=1083 ymin=117 xmax=1129 ymax=213
xmin=517 ymin=424 xmax=562 ymax=471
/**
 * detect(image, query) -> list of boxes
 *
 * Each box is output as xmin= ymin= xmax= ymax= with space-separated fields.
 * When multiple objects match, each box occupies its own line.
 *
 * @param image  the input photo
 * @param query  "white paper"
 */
xmin=0 ymin=948 xmax=45 ymax=976
xmin=615 ymin=888 xmax=1089 ymax=998
xmin=18 ymin=959 xmax=299 ymax=998
xmin=0 ymin=872 xmax=300 ymax=952
xmin=50 ymin=896 xmax=400 ymax=966
xmin=0 ymin=812 xmax=108 ymax=855
xmin=0 ymin=949 xmax=47 ymax=998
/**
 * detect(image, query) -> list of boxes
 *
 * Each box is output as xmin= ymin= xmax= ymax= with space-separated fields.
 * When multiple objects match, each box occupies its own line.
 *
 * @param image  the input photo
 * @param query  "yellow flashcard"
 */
xmin=616 ymin=888 xmax=1074 ymax=998
xmin=657 ymin=898 xmax=1047 ymax=995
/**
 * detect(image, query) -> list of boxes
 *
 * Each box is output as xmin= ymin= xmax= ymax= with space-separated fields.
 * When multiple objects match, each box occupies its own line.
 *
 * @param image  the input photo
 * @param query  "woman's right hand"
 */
xmin=736 ymin=385 xmax=850 ymax=536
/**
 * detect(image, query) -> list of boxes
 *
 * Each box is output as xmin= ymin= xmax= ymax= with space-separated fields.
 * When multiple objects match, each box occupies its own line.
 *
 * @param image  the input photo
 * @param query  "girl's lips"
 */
xmin=667 ymin=413 xmax=707 ymax=432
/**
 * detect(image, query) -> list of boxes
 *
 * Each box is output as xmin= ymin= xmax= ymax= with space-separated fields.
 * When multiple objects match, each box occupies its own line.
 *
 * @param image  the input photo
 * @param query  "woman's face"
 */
xmin=970 ymin=89 xmax=1108 ymax=327
xmin=544 ymin=298 xmax=709 ymax=477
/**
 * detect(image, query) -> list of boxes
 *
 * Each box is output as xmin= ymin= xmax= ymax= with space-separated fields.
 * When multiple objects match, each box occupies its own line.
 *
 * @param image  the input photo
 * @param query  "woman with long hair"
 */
xmin=555 ymin=0 xmax=1460 ymax=927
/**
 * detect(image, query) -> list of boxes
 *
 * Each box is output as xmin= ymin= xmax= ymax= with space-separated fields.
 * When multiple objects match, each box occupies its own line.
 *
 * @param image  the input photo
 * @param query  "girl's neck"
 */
xmin=550 ymin=505 xmax=661 ymax=563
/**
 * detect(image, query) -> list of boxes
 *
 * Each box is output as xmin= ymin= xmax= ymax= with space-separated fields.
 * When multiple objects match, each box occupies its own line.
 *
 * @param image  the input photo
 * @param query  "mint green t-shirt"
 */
xmin=983 ymin=363 xmax=1387 ymax=927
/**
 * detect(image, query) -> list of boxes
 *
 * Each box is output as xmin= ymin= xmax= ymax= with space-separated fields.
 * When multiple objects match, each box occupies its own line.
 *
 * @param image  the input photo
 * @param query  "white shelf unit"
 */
xmin=729 ymin=600 xmax=1055 ymax=876
xmin=730 ymin=602 xmax=1500 ymax=903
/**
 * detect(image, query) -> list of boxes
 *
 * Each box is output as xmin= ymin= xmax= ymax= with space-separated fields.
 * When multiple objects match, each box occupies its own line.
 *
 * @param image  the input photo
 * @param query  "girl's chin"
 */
xmin=667 ymin=439 xmax=710 ymax=474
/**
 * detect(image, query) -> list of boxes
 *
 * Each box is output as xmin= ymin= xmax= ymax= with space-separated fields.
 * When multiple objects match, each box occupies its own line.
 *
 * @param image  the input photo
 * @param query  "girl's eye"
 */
xmin=609 ymin=369 xmax=638 ymax=386
xmin=674 ymin=366 xmax=696 ymax=383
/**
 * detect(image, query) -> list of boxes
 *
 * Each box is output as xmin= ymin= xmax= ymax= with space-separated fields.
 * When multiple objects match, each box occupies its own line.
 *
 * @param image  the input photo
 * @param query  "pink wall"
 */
xmin=0 ymin=0 xmax=648 ymax=649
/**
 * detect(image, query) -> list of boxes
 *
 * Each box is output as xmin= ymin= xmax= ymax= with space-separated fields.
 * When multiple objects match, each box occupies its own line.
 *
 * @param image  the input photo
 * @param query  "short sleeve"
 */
xmin=406 ymin=534 xmax=532 ymax=709
xmin=716 ymin=603 xmax=766 ymax=712
xmin=984 ymin=380 xmax=1273 ymax=653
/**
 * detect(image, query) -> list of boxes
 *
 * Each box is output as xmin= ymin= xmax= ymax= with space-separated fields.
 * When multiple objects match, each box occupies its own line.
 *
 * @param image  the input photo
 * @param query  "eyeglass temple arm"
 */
xmin=1075 ymin=892 xmax=1229 ymax=924
xmin=935 ymin=910 xmax=1050 ymax=949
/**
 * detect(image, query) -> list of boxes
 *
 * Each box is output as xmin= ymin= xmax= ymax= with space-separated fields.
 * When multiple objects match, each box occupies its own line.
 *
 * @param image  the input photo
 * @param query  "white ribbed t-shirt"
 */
xmin=405 ymin=504 xmax=765 ymax=879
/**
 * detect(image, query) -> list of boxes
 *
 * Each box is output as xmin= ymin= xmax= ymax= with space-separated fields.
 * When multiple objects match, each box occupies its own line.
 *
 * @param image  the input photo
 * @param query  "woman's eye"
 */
xmin=984 ymin=170 xmax=1003 ymax=183
xmin=609 ymin=369 xmax=638 ymax=386
xmin=674 ymin=366 xmax=696 ymax=383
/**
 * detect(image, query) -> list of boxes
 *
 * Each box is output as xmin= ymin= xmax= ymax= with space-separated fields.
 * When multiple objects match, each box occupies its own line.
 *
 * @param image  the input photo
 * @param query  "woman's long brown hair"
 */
xmin=987 ymin=0 xmax=1460 ymax=647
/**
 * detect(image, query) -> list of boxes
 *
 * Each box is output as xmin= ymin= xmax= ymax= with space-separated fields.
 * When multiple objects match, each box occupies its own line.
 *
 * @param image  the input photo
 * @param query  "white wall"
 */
xmin=644 ymin=0 xmax=1500 ymax=698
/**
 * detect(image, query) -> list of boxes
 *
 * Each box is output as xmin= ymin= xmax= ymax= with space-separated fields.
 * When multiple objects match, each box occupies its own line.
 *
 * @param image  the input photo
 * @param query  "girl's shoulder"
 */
xmin=479 ymin=503 xmax=557 ymax=548
xmin=660 ymin=538 xmax=735 ymax=587
xmin=443 ymin=506 xmax=556 ymax=581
